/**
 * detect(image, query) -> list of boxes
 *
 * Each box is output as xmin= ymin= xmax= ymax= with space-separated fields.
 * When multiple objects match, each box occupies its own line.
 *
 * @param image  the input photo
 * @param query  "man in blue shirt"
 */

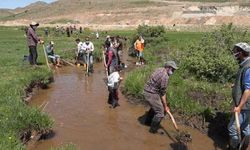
xmin=228 ymin=42 xmax=250 ymax=150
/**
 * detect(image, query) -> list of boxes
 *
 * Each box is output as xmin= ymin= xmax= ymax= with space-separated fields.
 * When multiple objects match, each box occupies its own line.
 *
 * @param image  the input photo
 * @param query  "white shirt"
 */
xmin=108 ymin=71 xmax=120 ymax=88
xmin=77 ymin=42 xmax=84 ymax=53
xmin=82 ymin=41 xmax=94 ymax=53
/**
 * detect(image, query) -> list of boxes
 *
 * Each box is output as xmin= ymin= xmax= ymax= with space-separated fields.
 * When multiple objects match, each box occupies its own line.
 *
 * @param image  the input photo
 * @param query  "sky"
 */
xmin=0 ymin=0 xmax=56 ymax=9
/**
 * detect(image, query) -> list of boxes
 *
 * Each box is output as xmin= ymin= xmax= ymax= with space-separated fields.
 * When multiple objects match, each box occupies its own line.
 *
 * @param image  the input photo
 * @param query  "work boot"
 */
xmin=144 ymin=108 xmax=155 ymax=126
xmin=149 ymin=116 xmax=162 ymax=134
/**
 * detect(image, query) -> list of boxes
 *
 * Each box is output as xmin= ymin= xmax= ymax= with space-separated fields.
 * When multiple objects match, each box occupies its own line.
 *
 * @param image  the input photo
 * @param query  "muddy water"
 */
xmin=30 ymin=63 xmax=226 ymax=150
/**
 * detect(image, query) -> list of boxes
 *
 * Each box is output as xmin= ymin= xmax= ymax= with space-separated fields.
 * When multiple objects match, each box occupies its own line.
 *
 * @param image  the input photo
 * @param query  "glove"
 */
xmin=40 ymin=40 xmax=44 ymax=44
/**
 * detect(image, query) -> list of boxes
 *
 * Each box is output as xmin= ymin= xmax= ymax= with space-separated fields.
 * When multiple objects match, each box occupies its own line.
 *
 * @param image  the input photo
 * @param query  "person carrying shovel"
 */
xmin=228 ymin=42 xmax=250 ymax=150
xmin=26 ymin=21 xmax=43 ymax=66
xmin=82 ymin=36 xmax=94 ymax=74
xmin=143 ymin=61 xmax=178 ymax=134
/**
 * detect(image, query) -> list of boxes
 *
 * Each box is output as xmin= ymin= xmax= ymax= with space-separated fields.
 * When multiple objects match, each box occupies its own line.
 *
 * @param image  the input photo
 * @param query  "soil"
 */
xmin=1 ymin=0 xmax=250 ymax=31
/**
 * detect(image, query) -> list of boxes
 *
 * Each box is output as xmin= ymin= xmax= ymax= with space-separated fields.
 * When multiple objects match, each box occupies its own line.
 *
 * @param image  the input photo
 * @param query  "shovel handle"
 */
xmin=235 ymin=112 xmax=241 ymax=141
xmin=167 ymin=110 xmax=179 ymax=132
xmin=42 ymin=44 xmax=51 ymax=69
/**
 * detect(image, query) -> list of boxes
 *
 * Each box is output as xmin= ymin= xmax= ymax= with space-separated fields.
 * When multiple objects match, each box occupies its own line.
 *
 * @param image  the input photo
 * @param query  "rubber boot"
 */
xmin=111 ymin=99 xmax=120 ymax=108
xmin=144 ymin=108 xmax=155 ymax=126
xmin=149 ymin=116 xmax=162 ymax=134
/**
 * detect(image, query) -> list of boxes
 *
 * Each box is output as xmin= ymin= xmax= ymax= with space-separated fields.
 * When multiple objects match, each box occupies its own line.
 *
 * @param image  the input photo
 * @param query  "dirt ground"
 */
xmin=1 ymin=0 xmax=250 ymax=31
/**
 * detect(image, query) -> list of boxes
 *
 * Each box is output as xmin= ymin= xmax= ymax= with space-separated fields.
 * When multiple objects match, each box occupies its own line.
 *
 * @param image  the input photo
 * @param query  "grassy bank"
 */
xmin=0 ymin=26 xmax=54 ymax=149
xmin=122 ymin=25 xmax=248 ymax=134
xmin=0 ymin=26 xmax=132 ymax=149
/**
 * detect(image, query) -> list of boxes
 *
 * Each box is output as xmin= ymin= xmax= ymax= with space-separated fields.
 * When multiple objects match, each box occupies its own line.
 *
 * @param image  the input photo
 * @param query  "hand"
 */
xmin=39 ymin=40 xmax=44 ymax=44
xmin=234 ymin=106 xmax=241 ymax=113
xmin=165 ymin=106 xmax=170 ymax=113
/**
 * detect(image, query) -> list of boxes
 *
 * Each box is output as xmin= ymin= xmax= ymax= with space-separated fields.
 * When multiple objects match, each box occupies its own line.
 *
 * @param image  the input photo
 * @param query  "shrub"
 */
xmin=182 ymin=23 xmax=248 ymax=83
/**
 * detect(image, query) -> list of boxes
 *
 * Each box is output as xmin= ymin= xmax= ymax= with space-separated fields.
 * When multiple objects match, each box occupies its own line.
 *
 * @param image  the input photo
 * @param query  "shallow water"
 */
xmin=29 ymin=62 xmax=229 ymax=150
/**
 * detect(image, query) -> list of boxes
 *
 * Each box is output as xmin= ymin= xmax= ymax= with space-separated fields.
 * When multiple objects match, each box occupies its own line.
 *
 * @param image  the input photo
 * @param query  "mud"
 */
xmin=27 ymin=61 xmax=231 ymax=150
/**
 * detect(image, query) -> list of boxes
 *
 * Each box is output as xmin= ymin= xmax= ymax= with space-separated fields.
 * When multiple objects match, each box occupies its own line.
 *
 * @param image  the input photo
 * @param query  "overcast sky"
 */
xmin=0 ymin=0 xmax=56 ymax=9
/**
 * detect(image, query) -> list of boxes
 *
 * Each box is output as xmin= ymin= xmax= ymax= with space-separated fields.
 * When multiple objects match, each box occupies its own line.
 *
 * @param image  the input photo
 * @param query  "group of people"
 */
xmin=25 ymin=21 xmax=250 ymax=150
xmin=103 ymin=35 xmax=124 ymax=108
xmin=75 ymin=37 xmax=95 ymax=73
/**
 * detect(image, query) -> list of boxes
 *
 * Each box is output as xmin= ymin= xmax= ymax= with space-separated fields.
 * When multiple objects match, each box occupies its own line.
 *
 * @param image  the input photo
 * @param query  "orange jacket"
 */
xmin=134 ymin=40 xmax=144 ymax=52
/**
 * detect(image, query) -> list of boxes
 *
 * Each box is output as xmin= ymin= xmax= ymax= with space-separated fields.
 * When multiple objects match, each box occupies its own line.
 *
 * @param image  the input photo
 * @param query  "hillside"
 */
xmin=0 ymin=0 xmax=250 ymax=30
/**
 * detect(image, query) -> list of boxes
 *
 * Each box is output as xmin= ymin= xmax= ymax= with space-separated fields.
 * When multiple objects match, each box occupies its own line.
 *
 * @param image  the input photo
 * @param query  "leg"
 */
xmin=228 ymin=112 xmax=245 ymax=149
xmin=33 ymin=46 xmax=38 ymax=65
xmin=89 ymin=54 xmax=94 ymax=73
xmin=111 ymin=89 xmax=119 ymax=108
xmin=144 ymin=92 xmax=164 ymax=133
xmin=149 ymin=115 xmax=162 ymax=133
xmin=144 ymin=108 xmax=155 ymax=126
xmin=240 ymin=111 xmax=250 ymax=150
xmin=29 ymin=46 xmax=34 ymax=65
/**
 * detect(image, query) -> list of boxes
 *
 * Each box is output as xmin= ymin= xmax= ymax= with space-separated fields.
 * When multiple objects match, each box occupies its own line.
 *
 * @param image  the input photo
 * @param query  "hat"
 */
xmin=30 ymin=21 xmax=39 ymax=26
xmin=106 ymin=35 xmax=110 ymax=39
xmin=234 ymin=42 xmax=250 ymax=52
xmin=50 ymin=41 xmax=54 ymax=45
xmin=164 ymin=61 xmax=178 ymax=69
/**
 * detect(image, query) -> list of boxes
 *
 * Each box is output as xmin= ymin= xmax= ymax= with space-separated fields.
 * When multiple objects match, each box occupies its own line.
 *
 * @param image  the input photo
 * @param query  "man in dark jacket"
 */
xmin=26 ymin=21 xmax=41 ymax=66
xmin=228 ymin=43 xmax=250 ymax=150
xmin=143 ymin=61 xmax=178 ymax=134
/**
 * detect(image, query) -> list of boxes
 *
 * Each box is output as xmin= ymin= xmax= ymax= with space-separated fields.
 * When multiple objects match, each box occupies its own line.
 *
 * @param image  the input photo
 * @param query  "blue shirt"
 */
xmin=244 ymin=68 xmax=250 ymax=90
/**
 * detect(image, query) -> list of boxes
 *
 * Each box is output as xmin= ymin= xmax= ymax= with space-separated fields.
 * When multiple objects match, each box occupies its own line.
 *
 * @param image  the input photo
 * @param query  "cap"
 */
xmin=50 ymin=41 xmax=54 ymax=45
xmin=106 ymin=35 xmax=110 ymax=39
xmin=30 ymin=21 xmax=39 ymax=26
xmin=234 ymin=42 xmax=250 ymax=52
xmin=164 ymin=61 xmax=178 ymax=69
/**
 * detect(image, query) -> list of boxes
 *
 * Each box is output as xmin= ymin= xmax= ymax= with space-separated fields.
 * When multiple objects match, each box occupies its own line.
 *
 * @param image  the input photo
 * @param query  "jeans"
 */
xmin=29 ymin=46 xmax=38 ymax=65
xmin=228 ymin=110 xmax=250 ymax=148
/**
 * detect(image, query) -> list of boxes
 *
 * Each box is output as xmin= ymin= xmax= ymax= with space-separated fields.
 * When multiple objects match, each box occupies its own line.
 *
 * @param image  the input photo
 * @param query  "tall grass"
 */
xmin=123 ymin=25 xmax=233 ymax=117
xmin=0 ymin=26 xmax=54 ymax=149
xmin=0 ymin=26 xmax=133 ymax=149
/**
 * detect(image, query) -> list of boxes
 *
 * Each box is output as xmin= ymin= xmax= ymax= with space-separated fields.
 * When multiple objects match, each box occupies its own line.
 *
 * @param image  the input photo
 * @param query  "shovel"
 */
xmin=166 ymin=110 xmax=179 ymax=132
xmin=61 ymin=58 xmax=75 ymax=67
xmin=85 ymin=52 xmax=89 ymax=76
xmin=166 ymin=110 xmax=192 ymax=143
xmin=235 ymin=112 xmax=247 ymax=150
xmin=42 ymin=44 xmax=51 ymax=69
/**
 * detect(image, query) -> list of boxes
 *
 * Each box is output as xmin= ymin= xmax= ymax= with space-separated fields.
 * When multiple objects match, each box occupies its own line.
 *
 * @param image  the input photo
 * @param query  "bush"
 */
xmin=135 ymin=25 xmax=167 ymax=45
xmin=182 ymin=23 xmax=248 ymax=83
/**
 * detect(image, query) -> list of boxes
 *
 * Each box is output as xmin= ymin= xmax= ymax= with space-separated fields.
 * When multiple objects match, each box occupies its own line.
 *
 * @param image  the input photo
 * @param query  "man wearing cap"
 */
xmin=26 ymin=21 xmax=41 ymax=66
xmin=143 ymin=61 xmax=178 ymax=133
xmin=228 ymin=42 xmax=250 ymax=150
xmin=46 ymin=41 xmax=61 ymax=67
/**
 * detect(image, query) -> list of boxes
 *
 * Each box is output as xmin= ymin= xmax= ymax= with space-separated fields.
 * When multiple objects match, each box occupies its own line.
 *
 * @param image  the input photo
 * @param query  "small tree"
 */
xmin=182 ymin=23 xmax=248 ymax=83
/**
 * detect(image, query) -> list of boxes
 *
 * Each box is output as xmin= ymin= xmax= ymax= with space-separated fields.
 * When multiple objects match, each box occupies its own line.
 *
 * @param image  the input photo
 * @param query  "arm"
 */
xmin=159 ymin=73 xmax=170 ymax=112
xmin=161 ymin=94 xmax=170 ymax=112
xmin=90 ymin=42 xmax=94 ymax=52
xmin=29 ymin=28 xmax=40 ymax=43
xmin=234 ymin=68 xmax=250 ymax=112
xmin=106 ymin=51 xmax=113 ymax=66
xmin=134 ymin=41 xmax=137 ymax=49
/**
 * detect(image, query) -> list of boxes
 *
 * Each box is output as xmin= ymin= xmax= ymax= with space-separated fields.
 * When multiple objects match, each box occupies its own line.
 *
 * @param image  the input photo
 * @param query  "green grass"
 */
xmin=0 ymin=26 xmax=54 ymax=149
xmin=0 ymin=26 xmax=133 ymax=149
xmin=123 ymin=29 xmax=232 ymax=116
